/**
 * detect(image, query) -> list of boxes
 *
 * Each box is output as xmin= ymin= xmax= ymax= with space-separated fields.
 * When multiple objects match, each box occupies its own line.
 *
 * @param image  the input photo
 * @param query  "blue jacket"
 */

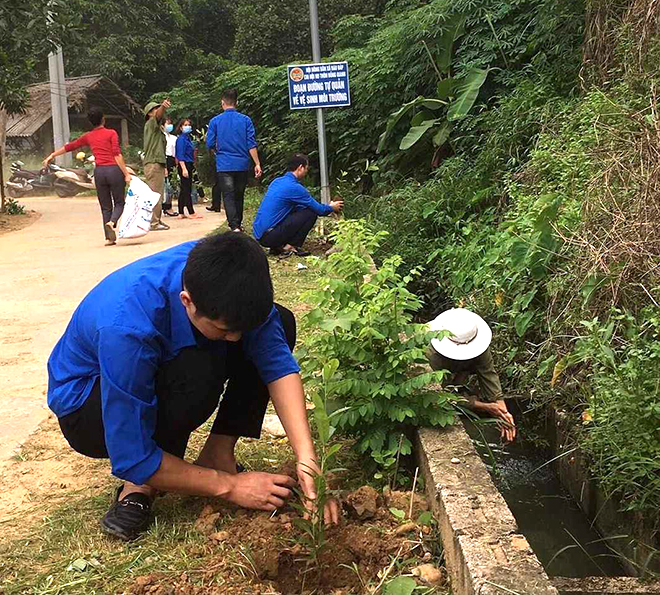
xmin=253 ymin=172 xmax=333 ymax=240
xmin=175 ymin=132 xmax=195 ymax=163
xmin=47 ymin=242 xmax=299 ymax=485
xmin=206 ymin=108 xmax=257 ymax=172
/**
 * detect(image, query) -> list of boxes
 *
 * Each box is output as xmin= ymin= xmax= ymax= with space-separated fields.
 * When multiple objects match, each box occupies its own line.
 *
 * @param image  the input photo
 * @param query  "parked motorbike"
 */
xmin=51 ymin=163 xmax=96 ymax=197
xmin=8 ymin=161 xmax=58 ymax=197
xmin=8 ymin=160 xmax=94 ymax=198
xmin=8 ymin=157 xmax=136 ymax=198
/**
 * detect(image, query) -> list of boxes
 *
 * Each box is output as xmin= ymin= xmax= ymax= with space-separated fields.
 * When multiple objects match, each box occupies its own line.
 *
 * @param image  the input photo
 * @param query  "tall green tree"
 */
xmin=0 ymin=0 xmax=77 ymax=211
xmin=231 ymin=0 xmax=387 ymax=66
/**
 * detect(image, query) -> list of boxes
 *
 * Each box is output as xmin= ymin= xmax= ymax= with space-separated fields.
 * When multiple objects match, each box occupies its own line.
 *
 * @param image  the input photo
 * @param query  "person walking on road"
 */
xmin=206 ymin=89 xmax=262 ymax=231
xmin=253 ymin=154 xmax=343 ymax=257
xmin=47 ymin=233 xmax=340 ymax=541
xmin=175 ymin=119 xmax=202 ymax=219
xmin=143 ymin=99 xmax=171 ymax=231
xmin=44 ymin=107 xmax=132 ymax=246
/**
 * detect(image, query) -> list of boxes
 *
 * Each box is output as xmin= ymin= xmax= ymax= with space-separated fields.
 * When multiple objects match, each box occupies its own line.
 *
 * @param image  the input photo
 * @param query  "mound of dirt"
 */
xmin=126 ymin=486 xmax=437 ymax=595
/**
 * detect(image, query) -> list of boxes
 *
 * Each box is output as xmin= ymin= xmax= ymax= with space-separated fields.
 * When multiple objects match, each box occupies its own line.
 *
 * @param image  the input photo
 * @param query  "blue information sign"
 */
xmin=287 ymin=61 xmax=351 ymax=110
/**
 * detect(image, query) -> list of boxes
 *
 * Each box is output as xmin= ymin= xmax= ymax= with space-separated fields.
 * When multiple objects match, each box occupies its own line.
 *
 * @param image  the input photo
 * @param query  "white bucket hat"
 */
xmin=427 ymin=308 xmax=492 ymax=361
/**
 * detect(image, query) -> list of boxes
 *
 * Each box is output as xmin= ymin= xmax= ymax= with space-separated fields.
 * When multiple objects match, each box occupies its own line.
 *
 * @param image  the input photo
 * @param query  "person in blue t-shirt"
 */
xmin=206 ymin=88 xmax=262 ymax=232
xmin=253 ymin=154 xmax=344 ymax=257
xmin=47 ymin=233 xmax=340 ymax=541
xmin=175 ymin=118 xmax=202 ymax=219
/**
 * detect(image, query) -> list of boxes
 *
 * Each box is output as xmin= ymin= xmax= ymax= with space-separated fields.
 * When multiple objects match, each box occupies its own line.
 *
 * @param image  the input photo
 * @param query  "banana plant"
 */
xmin=378 ymin=13 xmax=490 ymax=156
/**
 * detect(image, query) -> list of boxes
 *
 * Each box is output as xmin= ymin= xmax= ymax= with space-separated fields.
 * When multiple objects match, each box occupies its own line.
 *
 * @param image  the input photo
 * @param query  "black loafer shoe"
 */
xmin=293 ymin=247 xmax=311 ymax=257
xmin=206 ymin=206 xmax=219 ymax=212
xmin=101 ymin=487 xmax=153 ymax=541
xmin=268 ymin=247 xmax=284 ymax=256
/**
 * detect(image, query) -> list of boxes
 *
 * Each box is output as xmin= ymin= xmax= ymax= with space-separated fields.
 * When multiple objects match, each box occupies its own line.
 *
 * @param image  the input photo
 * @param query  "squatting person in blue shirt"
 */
xmin=253 ymin=153 xmax=344 ymax=257
xmin=47 ymin=233 xmax=340 ymax=540
xmin=206 ymin=88 xmax=262 ymax=231
xmin=175 ymin=118 xmax=202 ymax=219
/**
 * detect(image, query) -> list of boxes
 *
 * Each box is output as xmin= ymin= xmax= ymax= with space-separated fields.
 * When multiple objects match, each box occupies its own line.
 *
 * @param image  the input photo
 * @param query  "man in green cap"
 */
xmin=143 ymin=99 xmax=171 ymax=231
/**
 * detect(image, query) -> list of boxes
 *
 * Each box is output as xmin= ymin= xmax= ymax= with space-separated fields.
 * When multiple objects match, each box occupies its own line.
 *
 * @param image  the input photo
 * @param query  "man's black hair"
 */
xmin=222 ymin=88 xmax=238 ymax=105
xmin=287 ymin=153 xmax=309 ymax=172
xmin=183 ymin=232 xmax=274 ymax=331
xmin=88 ymin=108 xmax=104 ymax=127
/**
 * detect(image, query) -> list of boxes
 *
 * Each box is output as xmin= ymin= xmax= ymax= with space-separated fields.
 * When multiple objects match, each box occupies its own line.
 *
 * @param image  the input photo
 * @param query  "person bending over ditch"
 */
xmin=47 ymin=233 xmax=340 ymax=541
xmin=426 ymin=308 xmax=517 ymax=443
xmin=253 ymin=153 xmax=344 ymax=257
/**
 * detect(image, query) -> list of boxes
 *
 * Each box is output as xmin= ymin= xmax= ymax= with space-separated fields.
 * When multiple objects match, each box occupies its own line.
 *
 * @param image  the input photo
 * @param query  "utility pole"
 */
xmin=48 ymin=47 xmax=71 ymax=166
xmin=309 ymin=0 xmax=331 ymax=205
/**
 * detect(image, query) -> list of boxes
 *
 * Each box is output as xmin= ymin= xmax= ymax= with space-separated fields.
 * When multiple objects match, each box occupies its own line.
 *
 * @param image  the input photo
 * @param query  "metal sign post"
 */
xmin=309 ymin=0 xmax=330 ymax=205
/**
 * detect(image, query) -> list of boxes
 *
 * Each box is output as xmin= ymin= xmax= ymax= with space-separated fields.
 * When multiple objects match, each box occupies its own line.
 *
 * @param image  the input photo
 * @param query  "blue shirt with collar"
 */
xmin=253 ymin=172 xmax=334 ymax=240
xmin=47 ymin=241 xmax=300 ymax=485
xmin=175 ymin=132 xmax=195 ymax=163
xmin=206 ymin=108 xmax=257 ymax=172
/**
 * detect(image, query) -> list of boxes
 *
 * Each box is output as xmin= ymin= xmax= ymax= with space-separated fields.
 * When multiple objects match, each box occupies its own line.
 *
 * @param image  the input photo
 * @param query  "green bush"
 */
xmin=573 ymin=311 xmax=660 ymax=512
xmin=5 ymin=197 xmax=26 ymax=215
xmin=297 ymin=219 xmax=457 ymax=471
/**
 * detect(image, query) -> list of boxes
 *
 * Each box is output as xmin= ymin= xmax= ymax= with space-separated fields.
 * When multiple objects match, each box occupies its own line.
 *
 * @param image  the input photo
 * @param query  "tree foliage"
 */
xmin=0 ymin=0 xmax=78 ymax=113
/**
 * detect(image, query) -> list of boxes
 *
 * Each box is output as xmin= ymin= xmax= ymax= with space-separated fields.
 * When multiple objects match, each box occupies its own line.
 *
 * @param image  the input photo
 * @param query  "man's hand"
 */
xmin=225 ymin=471 xmax=296 ymax=511
xmin=181 ymin=167 xmax=189 ymax=178
xmin=330 ymin=200 xmax=344 ymax=213
xmin=254 ymin=164 xmax=262 ymax=179
xmin=162 ymin=98 xmax=171 ymax=110
xmin=296 ymin=460 xmax=341 ymax=525
xmin=472 ymin=399 xmax=516 ymax=443
xmin=124 ymin=174 xmax=132 ymax=185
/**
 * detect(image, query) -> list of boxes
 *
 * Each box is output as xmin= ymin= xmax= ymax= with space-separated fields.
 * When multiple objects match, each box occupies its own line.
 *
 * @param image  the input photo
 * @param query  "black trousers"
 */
xmin=212 ymin=171 xmax=248 ymax=230
xmin=177 ymin=162 xmax=195 ymax=215
xmin=259 ymin=208 xmax=318 ymax=249
xmin=94 ymin=165 xmax=125 ymax=239
xmin=163 ymin=155 xmax=176 ymax=211
xmin=58 ymin=304 xmax=296 ymax=462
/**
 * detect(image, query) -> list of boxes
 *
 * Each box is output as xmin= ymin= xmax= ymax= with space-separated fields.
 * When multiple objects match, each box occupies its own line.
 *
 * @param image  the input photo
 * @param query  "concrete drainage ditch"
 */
xmin=415 ymin=422 xmax=660 ymax=595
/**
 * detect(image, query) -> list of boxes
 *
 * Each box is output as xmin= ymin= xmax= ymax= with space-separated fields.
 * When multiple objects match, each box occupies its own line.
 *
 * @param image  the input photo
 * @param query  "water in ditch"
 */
xmin=463 ymin=418 xmax=627 ymax=578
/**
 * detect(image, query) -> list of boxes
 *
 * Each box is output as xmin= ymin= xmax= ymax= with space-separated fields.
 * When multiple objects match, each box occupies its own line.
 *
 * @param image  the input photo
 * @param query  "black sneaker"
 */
xmin=206 ymin=206 xmax=219 ymax=212
xmin=293 ymin=247 xmax=311 ymax=257
xmin=101 ymin=487 xmax=153 ymax=541
xmin=268 ymin=247 xmax=284 ymax=256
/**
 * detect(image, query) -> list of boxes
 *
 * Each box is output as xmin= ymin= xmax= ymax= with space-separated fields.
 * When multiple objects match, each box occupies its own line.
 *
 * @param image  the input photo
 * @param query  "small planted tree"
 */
xmin=298 ymin=219 xmax=458 ymax=473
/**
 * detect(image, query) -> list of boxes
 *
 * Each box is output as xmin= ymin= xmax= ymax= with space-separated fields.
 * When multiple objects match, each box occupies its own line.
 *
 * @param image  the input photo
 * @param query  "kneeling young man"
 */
xmin=427 ymin=308 xmax=517 ymax=443
xmin=253 ymin=153 xmax=343 ymax=257
xmin=47 ymin=233 xmax=339 ymax=540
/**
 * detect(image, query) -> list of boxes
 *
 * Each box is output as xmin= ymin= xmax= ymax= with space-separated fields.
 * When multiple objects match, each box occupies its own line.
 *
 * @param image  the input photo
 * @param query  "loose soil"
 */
xmin=127 ymin=477 xmax=436 ymax=595
xmin=0 ymin=210 xmax=40 ymax=237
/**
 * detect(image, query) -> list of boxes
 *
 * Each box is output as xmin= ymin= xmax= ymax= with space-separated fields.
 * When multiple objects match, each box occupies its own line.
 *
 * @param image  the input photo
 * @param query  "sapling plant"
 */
xmin=291 ymin=358 xmax=344 ymax=564
xmin=298 ymin=220 xmax=459 ymax=475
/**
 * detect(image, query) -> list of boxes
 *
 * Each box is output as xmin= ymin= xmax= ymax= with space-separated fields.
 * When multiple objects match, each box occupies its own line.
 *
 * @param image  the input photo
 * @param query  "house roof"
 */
xmin=7 ymin=75 xmax=142 ymax=138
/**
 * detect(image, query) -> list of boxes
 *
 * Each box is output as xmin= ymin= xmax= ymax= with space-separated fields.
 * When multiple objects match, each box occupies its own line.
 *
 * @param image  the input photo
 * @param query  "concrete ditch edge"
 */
xmin=415 ymin=423 xmax=559 ymax=595
xmin=551 ymin=577 xmax=660 ymax=594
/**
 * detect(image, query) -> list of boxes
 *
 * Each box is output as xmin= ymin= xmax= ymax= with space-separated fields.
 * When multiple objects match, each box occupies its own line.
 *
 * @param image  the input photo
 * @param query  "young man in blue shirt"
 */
xmin=206 ymin=89 xmax=262 ymax=232
xmin=47 ymin=233 xmax=339 ymax=540
xmin=253 ymin=154 xmax=344 ymax=256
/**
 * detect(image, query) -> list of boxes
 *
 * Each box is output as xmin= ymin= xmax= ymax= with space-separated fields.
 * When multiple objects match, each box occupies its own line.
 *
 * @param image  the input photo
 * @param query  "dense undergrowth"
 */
xmin=161 ymin=0 xmax=660 ymax=513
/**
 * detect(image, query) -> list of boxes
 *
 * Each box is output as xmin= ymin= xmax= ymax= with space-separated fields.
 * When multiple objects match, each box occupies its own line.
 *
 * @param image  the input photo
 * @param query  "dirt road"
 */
xmin=0 ymin=195 xmax=225 ymax=462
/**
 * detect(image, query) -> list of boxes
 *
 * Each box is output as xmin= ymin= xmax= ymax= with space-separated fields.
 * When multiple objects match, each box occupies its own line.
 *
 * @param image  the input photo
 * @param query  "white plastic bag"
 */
xmin=116 ymin=176 xmax=159 ymax=239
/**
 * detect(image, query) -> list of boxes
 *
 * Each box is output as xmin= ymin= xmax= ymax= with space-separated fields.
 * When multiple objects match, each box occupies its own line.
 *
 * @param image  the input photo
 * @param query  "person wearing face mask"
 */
xmin=175 ymin=119 xmax=202 ymax=219
xmin=163 ymin=117 xmax=178 ymax=217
